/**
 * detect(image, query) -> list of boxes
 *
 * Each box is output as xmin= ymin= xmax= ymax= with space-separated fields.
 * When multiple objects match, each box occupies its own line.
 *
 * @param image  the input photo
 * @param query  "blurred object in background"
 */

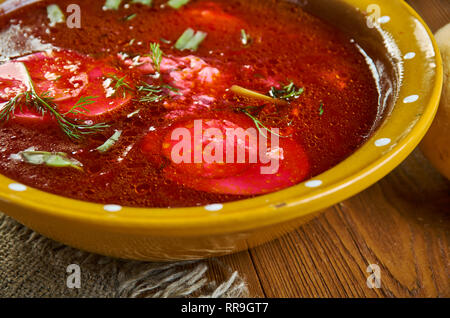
xmin=421 ymin=23 xmax=450 ymax=179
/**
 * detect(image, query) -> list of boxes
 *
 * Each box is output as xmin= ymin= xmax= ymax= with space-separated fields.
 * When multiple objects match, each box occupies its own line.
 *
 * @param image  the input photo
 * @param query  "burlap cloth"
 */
xmin=0 ymin=212 xmax=249 ymax=298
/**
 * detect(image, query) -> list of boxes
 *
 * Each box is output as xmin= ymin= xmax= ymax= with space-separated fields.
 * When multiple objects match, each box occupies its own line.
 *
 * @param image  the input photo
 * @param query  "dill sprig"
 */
xmin=136 ymin=82 xmax=179 ymax=103
xmin=0 ymin=94 xmax=23 ymax=122
xmin=269 ymin=81 xmax=304 ymax=101
xmin=106 ymin=74 xmax=133 ymax=98
xmin=236 ymin=107 xmax=287 ymax=138
xmin=63 ymin=96 xmax=98 ymax=116
xmin=0 ymin=90 xmax=108 ymax=140
xmin=319 ymin=101 xmax=324 ymax=116
xmin=149 ymin=42 xmax=163 ymax=74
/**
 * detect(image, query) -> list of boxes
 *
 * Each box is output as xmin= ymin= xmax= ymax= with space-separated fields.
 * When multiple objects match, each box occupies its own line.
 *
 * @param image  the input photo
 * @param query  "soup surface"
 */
xmin=0 ymin=0 xmax=379 ymax=207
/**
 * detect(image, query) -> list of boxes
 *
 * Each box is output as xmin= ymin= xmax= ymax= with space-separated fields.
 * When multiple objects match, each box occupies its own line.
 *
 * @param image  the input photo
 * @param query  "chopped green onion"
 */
xmin=104 ymin=0 xmax=122 ymax=10
xmin=230 ymin=85 xmax=288 ymax=106
xmin=184 ymin=31 xmax=207 ymax=51
xmin=47 ymin=4 xmax=65 ymax=27
xmin=96 ymin=130 xmax=122 ymax=153
xmin=319 ymin=102 xmax=324 ymax=116
xmin=16 ymin=151 xmax=83 ymax=170
xmin=175 ymin=28 xmax=195 ymax=50
xmin=127 ymin=109 xmax=141 ymax=118
xmin=167 ymin=0 xmax=190 ymax=9
xmin=175 ymin=28 xmax=207 ymax=51
xmin=123 ymin=13 xmax=137 ymax=21
xmin=241 ymin=29 xmax=250 ymax=46
xmin=132 ymin=0 xmax=152 ymax=6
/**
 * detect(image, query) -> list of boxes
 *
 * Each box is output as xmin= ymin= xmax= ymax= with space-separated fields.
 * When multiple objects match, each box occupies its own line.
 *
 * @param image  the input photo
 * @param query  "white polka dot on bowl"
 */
xmin=204 ymin=203 xmax=223 ymax=211
xmin=404 ymin=52 xmax=416 ymax=60
xmin=403 ymin=95 xmax=419 ymax=103
xmin=103 ymin=204 xmax=122 ymax=212
xmin=8 ymin=183 xmax=27 ymax=192
xmin=305 ymin=180 xmax=323 ymax=188
xmin=375 ymin=138 xmax=391 ymax=147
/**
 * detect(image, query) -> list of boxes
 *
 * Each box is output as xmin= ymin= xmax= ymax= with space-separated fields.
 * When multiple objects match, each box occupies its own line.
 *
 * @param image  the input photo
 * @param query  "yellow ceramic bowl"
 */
xmin=0 ymin=0 xmax=443 ymax=260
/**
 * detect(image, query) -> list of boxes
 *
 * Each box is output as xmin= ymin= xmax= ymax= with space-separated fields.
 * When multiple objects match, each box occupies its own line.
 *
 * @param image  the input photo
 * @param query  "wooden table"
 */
xmin=209 ymin=0 xmax=450 ymax=298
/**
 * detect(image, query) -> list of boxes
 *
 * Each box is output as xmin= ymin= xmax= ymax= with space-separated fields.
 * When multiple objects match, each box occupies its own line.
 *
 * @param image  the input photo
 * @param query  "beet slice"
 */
xmin=164 ymin=136 xmax=309 ymax=195
xmin=0 ymin=61 xmax=53 ymax=123
xmin=0 ymin=62 xmax=31 ymax=100
xmin=0 ymin=49 xmax=132 ymax=122
xmin=161 ymin=118 xmax=254 ymax=179
xmin=141 ymin=112 xmax=310 ymax=195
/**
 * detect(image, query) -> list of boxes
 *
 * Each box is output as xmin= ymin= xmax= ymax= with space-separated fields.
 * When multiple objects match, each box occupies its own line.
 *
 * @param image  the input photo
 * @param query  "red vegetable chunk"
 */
xmin=0 ymin=49 xmax=132 ymax=122
xmin=142 ymin=112 xmax=310 ymax=195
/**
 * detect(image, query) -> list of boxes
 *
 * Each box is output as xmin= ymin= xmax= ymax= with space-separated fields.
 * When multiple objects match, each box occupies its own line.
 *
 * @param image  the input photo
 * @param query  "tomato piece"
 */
xmin=0 ymin=49 xmax=132 ymax=122
xmin=0 ymin=62 xmax=31 ymax=101
xmin=21 ymin=51 xmax=90 ymax=102
xmin=0 ymin=62 xmax=52 ymax=123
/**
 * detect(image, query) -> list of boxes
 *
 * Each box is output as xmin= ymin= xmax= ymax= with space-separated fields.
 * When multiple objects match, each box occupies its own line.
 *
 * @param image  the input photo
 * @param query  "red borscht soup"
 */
xmin=0 ymin=0 xmax=379 ymax=207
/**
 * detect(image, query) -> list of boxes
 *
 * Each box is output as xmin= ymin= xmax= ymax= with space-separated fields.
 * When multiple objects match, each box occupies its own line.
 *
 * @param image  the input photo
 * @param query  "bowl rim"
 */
xmin=0 ymin=0 xmax=443 ymax=236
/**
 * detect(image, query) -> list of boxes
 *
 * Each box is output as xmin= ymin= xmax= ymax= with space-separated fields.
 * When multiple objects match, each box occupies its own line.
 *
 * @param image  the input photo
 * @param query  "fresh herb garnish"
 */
xmin=96 ymin=130 xmax=122 ymax=153
xmin=63 ymin=96 xmax=98 ymax=116
xmin=319 ymin=101 xmax=324 ymax=116
xmin=269 ymin=81 xmax=304 ymax=101
xmin=136 ymin=82 xmax=179 ymax=103
xmin=104 ymin=0 xmax=122 ymax=10
xmin=175 ymin=28 xmax=207 ymax=51
xmin=241 ymin=29 xmax=251 ymax=46
xmin=123 ymin=13 xmax=137 ymax=21
xmin=127 ymin=109 xmax=141 ymax=118
xmin=167 ymin=0 xmax=190 ymax=10
xmin=1 ymin=90 xmax=108 ymax=140
xmin=0 ymin=62 xmax=108 ymax=140
xmin=106 ymin=74 xmax=133 ymax=98
xmin=47 ymin=4 xmax=65 ymax=27
xmin=12 ymin=150 xmax=83 ymax=170
xmin=239 ymin=108 xmax=285 ymax=138
xmin=149 ymin=42 xmax=163 ymax=74
xmin=132 ymin=0 xmax=152 ymax=6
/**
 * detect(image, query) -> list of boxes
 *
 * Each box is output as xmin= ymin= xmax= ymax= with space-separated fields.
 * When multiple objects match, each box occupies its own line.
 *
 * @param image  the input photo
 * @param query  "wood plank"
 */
xmin=407 ymin=0 xmax=450 ymax=32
